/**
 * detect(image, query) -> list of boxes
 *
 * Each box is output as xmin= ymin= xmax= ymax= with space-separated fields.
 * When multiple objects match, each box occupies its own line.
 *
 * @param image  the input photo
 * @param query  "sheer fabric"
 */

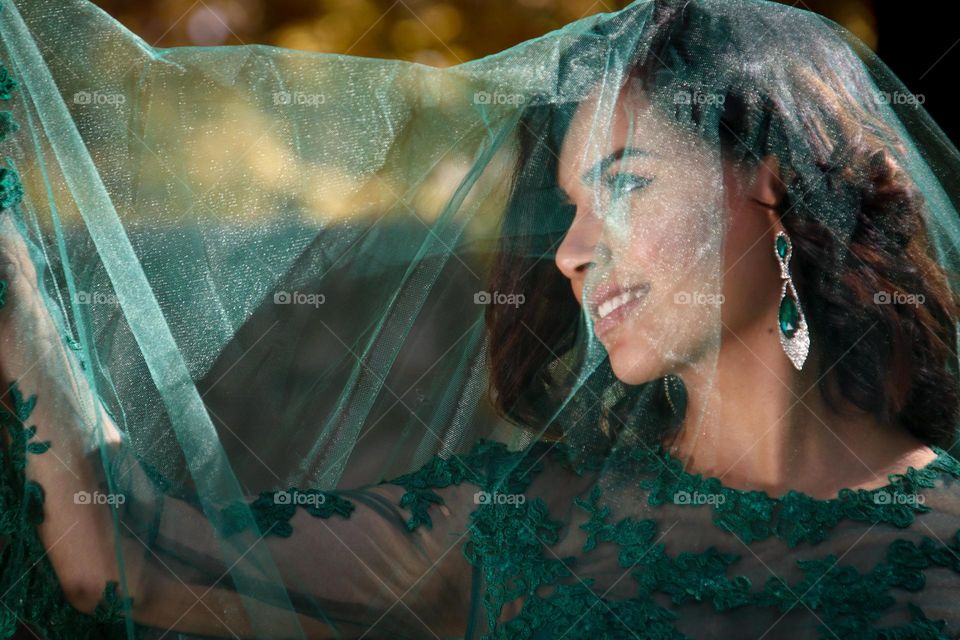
xmin=1 ymin=0 xmax=960 ymax=638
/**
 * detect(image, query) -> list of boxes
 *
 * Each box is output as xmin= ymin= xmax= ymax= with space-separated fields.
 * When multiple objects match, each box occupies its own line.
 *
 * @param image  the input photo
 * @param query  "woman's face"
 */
xmin=555 ymin=83 xmax=780 ymax=384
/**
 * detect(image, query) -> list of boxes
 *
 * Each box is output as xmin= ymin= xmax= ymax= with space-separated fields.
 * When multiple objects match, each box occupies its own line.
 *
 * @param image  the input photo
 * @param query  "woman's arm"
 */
xmin=0 ymin=224 xmax=473 ymax=638
xmin=0 ymin=223 xmax=128 ymax=611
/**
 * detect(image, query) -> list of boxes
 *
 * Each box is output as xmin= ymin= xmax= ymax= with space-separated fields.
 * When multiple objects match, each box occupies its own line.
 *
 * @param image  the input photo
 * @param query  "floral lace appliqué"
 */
xmin=633 ymin=443 xmax=960 ymax=547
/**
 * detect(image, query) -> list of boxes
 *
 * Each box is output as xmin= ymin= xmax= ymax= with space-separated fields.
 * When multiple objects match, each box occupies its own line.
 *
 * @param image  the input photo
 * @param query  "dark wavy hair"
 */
xmin=484 ymin=0 xmax=960 ymax=449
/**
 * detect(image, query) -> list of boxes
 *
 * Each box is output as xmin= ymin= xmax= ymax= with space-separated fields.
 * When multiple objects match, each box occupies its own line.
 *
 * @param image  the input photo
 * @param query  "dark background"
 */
xmin=874 ymin=4 xmax=958 ymax=143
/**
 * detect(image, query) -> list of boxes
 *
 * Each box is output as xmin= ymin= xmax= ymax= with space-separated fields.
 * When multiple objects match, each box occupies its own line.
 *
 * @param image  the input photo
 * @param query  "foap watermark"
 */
xmin=673 ymin=490 xmax=726 ymax=506
xmin=673 ymin=291 xmax=725 ymax=307
xmin=474 ymin=490 xmax=526 ymax=506
xmin=873 ymin=91 xmax=925 ymax=107
xmin=473 ymin=90 xmax=525 ymax=106
xmin=73 ymin=90 xmax=126 ymax=107
xmin=474 ymin=290 xmax=525 ymax=308
xmin=873 ymin=491 xmax=925 ymax=506
xmin=273 ymin=490 xmax=327 ymax=507
xmin=273 ymin=91 xmax=326 ymax=107
xmin=74 ymin=490 xmax=126 ymax=505
xmin=673 ymin=90 xmax=725 ymax=106
xmin=873 ymin=290 xmax=924 ymax=307
xmin=274 ymin=290 xmax=326 ymax=308
xmin=76 ymin=290 xmax=123 ymax=305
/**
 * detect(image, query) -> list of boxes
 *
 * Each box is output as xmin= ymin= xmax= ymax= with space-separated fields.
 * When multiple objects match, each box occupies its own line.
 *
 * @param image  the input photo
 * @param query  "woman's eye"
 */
xmin=606 ymin=173 xmax=652 ymax=199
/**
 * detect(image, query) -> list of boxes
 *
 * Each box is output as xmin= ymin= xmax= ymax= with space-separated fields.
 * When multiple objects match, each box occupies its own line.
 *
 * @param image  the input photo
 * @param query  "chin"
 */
xmin=605 ymin=342 xmax=661 ymax=385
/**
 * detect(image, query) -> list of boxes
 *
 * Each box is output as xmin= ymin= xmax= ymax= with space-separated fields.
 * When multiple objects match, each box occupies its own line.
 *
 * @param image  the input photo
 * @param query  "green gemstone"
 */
xmin=776 ymin=234 xmax=788 ymax=260
xmin=779 ymin=294 xmax=798 ymax=337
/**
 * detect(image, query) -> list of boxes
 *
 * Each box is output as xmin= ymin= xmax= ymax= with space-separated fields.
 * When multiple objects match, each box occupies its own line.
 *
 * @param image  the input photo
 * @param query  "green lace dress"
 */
xmin=6 ymin=403 xmax=960 ymax=639
xmin=2 ymin=16 xmax=960 ymax=638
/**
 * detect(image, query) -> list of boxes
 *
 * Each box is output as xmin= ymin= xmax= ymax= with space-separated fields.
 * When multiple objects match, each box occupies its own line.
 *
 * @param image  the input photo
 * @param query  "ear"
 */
xmin=748 ymin=155 xmax=785 ymax=213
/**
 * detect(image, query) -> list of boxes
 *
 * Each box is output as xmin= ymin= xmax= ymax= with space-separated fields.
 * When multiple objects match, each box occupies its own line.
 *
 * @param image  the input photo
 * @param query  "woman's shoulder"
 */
xmin=380 ymin=437 xmax=580 ymax=497
xmin=906 ymin=445 xmax=960 ymax=523
xmin=367 ymin=437 xmax=561 ymax=529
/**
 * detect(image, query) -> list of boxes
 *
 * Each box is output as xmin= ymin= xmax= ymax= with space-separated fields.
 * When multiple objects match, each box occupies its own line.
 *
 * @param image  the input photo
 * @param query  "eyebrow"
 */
xmin=580 ymin=146 xmax=649 ymax=184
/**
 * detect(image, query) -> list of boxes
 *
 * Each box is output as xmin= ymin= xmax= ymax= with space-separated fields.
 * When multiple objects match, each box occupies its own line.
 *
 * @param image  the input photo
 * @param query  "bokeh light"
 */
xmin=92 ymin=0 xmax=879 ymax=65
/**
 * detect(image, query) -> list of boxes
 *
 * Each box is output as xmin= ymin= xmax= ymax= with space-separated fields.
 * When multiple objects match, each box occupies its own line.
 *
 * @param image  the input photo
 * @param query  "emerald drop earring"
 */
xmin=774 ymin=230 xmax=809 ymax=370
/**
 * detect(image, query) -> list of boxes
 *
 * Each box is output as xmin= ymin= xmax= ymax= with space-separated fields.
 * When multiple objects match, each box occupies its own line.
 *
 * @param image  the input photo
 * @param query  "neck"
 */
xmin=665 ymin=316 xmax=931 ymax=499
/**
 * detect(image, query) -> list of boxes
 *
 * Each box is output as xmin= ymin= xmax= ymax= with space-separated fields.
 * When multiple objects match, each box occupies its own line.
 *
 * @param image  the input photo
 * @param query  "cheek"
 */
xmin=619 ymin=188 xmax=721 ymax=287
xmin=620 ymin=182 xmax=726 ymax=350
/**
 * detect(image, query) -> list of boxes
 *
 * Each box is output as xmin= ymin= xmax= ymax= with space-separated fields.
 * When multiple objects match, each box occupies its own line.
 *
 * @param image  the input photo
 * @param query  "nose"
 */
xmin=555 ymin=210 xmax=603 ymax=285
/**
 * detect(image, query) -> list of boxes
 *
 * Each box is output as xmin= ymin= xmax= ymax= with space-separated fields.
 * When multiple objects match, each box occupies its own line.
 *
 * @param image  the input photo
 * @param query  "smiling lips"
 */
xmin=589 ymin=283 xmax=650 ymax=337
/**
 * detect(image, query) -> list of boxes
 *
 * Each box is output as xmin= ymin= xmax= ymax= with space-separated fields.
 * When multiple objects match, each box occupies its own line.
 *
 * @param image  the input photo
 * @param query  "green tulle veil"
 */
xmin=2 ymin=0 xmax=960 ymax=637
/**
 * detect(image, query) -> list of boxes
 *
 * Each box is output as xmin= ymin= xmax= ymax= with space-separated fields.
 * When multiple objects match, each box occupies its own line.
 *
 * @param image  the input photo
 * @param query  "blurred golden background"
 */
xmin=87 ymin=0 xmax=957 ymax=142
xmin=90 ymin=0 xmax=878 ymax=65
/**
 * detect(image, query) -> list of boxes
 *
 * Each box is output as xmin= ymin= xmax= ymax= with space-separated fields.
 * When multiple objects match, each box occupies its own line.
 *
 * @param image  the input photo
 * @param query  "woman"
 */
xmin=2 ymin=0 xmax=960 ymax=637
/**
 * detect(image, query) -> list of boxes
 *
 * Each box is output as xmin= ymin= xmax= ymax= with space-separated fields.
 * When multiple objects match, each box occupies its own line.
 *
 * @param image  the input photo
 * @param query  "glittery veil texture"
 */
xmin=1 ymin=0 xmax=960 ymax=638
